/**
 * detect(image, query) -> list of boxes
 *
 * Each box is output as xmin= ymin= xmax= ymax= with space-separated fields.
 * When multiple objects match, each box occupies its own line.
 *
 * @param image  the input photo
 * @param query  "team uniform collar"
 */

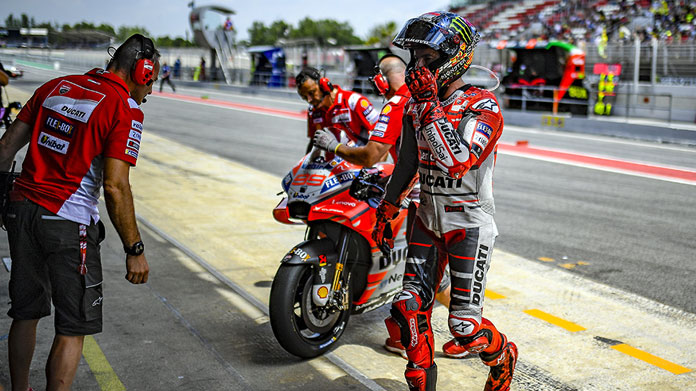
xmin=325 ymin=84 xmax=344 ymax=112
xmin=395 ymin=83 xmax=410 ymax=98
xmin=86 ymin=68 xmax=130 ymax=94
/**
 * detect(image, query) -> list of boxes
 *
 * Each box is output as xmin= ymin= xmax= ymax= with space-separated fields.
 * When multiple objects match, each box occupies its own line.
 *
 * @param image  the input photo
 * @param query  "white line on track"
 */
xmin=505 ymin=124 xmax=696 ymax=153
xmin=136 ymin=214 xmax=388 ymax=391
xmin=500 ymin=149 xmax=696 ymax=186
xmin=150 ymin=94 xmax=306 ymax=122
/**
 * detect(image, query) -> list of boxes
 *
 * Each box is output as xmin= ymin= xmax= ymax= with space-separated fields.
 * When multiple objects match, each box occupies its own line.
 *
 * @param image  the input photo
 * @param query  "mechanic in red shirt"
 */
xmin=312 ymin=55 xmax=407 ymax=167
xmin=0 ymin=34 xmax=159 ymax=391
xmin=295 ymin=67 xmax=379 ymax=154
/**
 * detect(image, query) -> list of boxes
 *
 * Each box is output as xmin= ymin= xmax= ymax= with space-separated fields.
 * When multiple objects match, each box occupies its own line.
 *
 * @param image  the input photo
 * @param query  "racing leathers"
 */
xmin=381 ymin=78 xmax=514 ymax=390
xmin=307 ymin=85 xmax=379 ymax=150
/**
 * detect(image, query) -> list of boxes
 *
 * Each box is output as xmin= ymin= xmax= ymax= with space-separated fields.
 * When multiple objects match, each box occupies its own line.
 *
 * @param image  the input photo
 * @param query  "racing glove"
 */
xmin=372 ymin=200 xmax=400 ymax=255
xmin=406 ymin=66 xmax=446 ymax=126
xmin=312 ymin=128 xmax=341 ymax=153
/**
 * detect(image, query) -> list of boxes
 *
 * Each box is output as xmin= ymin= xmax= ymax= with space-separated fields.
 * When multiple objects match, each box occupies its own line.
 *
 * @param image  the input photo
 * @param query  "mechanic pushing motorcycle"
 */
xmin=296 ymin=67 xmax=379 ymax=154
xmin=373 ymin=12 xmax=517 ymax=391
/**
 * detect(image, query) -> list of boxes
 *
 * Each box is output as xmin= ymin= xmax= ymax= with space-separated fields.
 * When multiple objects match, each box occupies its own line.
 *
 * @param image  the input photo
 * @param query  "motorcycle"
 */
xmin=270 ymin=148 xmax=410 ymax=358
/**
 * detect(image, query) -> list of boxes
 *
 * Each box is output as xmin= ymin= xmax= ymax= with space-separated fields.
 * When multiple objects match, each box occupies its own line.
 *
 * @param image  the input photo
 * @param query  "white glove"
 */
xmin=312 ymin=128 xmax=341 ymax=152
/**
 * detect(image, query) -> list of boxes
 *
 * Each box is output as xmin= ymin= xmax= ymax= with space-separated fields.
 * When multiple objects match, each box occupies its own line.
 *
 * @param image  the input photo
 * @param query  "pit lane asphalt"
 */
xmin=1 ymin=66 xmax=695 ymax=390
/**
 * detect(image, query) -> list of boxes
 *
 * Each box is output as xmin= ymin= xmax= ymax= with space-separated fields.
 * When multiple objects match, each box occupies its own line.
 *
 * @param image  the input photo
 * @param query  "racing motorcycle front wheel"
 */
xmin=269 ymin=264 xmax=351 ymax=358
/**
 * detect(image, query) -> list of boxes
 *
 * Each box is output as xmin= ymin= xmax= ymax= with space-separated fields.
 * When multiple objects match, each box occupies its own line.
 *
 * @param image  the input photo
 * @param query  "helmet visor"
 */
xmin=392 ymin=18 xmax=457 ymax=55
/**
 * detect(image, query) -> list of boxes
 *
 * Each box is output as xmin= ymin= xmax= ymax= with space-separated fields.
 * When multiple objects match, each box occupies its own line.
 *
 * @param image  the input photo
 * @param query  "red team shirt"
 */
xmin=307 ymin=85 xmax=379 ymax=145
xmin=13 ymin=68 xmax=143 ymax=225
xmin=368 ymin=84 xmax=410 ymax=162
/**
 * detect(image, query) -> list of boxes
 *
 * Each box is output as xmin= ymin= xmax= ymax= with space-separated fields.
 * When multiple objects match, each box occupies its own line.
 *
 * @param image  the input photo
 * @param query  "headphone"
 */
xmin=318 ymin=77 xmax=333 ymax=96
xmin=370 ymin=53 xmax=406 ymax=96
xmin=132 ymin=35 xmax=155 ymax=86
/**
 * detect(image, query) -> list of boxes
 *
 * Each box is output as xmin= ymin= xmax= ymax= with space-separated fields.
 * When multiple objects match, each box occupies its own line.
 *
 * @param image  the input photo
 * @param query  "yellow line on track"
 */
xmin=485 ymin=290 xmax=506 ymax=300
xmin=523 ymin=309 xmax=586 ymax=332
xmin=611 ymin=344 xmax=692 ymax=375
xmin=82 ymin=335 xmax=126 ymax=391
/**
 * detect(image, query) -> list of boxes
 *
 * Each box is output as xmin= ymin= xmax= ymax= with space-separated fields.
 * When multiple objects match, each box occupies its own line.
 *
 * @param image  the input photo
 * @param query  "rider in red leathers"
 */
xmin=373 ymin=12 xmax=517 ymax=391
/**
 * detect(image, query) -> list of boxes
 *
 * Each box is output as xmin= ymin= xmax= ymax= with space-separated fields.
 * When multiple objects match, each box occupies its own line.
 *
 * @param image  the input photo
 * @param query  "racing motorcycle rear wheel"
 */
xmin=269 ymin=263 xmax=351 ymax=358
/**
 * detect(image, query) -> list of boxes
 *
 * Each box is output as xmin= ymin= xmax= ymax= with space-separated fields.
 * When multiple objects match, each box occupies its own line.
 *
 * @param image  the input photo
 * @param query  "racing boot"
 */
xmin=384 ymin=316 xmax=408 ymax=359
xmin=405 ymin=362 xmax=437 ymax=391
xmin=384 ymin=337 xmax=408 ymax=360
xmin=480 ymin=340 xmax=518 ymax=391
xmin=442 ymin=338 xmax=473 ymax=359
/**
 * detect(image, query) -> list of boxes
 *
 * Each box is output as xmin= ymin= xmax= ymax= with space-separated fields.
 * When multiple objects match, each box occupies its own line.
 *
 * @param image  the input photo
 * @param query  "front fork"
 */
xmin=308 ymin=225 xmax=351 ymax=310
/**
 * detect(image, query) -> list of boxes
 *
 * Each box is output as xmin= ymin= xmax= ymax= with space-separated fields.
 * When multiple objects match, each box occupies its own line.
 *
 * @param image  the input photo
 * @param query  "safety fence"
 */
xmin=499 ymin=84 xmax=676 ymax=122
xmin=3 ymin=42 xmax=695 ymax=122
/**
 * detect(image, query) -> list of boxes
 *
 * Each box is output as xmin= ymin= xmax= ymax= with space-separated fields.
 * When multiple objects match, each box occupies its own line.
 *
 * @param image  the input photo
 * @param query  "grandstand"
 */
xmin=450 ymin=0 xmax=695 ymax=43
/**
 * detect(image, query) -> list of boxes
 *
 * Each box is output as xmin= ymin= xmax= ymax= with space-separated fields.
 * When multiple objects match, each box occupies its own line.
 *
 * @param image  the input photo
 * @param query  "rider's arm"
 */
xmin=383 ymin=116 xmax=419 ymax=206
xmin=421 ymin=94 xmax=503 ymax=178
xmin=335 ymin=140 xmax=390 ymax=167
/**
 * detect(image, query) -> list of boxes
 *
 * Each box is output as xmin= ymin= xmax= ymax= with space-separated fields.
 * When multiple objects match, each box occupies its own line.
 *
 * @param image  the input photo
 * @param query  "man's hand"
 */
xmin=372 ymin=200 xmax=400 ymax=255
xmin=312 ymin=128 xmax=341 ymax=152
xmin=406 ymin=66 xmax=438 ymax=103
xmin=125 ymin=254 xmax=149 ymax=284
xmin=406 ymin=67 xmax=446 ymax=126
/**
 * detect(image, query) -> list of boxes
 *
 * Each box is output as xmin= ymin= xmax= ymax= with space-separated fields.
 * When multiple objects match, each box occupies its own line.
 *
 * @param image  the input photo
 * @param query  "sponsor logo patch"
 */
xmin=473 ymin=133 xmax=489 ymax=149
xmin=360 ymin=99 xmax=369 ymax=109
xmin=131 ymin=120 xmax=143 ymax=132
xmin=38 ymin=132 xmax=69 ymax=154
xmin=363 ymin=106 xmax=374 ymax=117
xmin=45 ymin=116 xmax=74 ymax=137
xmin=381 ymin=104 xmax=392 ymax=114
xmin=476 ymin=122 xmax=493 ymax=138
xmin=127 ymin=139 xmax=140 ymax=151
xmin=42 ymin=81 xmax=105 ymax=123
xmin=378 ymin=114 xmax=390 ymax=123
xmin=444 ymin=205 xmax=466 ymax=213
xmin=125 ymin=148 xmax=139 ymax=159
xmin=472 ymin=98 xmax=499 ymax=113
xmin=373 ymin=123 xmax=387 ymax=132
xmin=371 ymin=130 xmax=385 ymax=137
xmin=366 ymin=109 xmax=379 ymax=124
xmin=331 ymin=108 xmax=351 ymax=124
xmin=129 ymin=129 xmax=142 ymax=141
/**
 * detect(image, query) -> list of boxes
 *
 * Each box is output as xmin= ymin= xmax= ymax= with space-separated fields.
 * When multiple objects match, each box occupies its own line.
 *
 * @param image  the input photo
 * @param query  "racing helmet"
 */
xmin=393 ymin=12 xmax=480 ymax=90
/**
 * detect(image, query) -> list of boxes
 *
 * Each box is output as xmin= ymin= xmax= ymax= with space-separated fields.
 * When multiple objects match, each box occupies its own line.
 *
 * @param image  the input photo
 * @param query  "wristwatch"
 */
xmin=124 ymin=241 xmax=145 ymax=256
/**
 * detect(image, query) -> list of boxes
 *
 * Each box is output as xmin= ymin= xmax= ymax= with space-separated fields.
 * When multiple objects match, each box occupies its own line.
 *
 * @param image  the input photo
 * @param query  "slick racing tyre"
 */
xmin=269 ymin=264 xmax=351 ymax=358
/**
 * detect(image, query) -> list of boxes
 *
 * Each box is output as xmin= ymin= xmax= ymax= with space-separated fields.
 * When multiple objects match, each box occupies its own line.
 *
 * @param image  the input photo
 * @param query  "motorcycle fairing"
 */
xmin=281 ymin=238 xmax=337 ymax=266
xmin=280 ymin=238 xmax=341 ymax=306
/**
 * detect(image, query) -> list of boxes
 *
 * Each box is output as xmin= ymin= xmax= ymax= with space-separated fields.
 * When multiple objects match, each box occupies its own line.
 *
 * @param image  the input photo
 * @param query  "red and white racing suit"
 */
xmin=383 ymin=84 xmax=509 ymax=378
xmin=307 ymin=85 xmax=378 ymax=146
